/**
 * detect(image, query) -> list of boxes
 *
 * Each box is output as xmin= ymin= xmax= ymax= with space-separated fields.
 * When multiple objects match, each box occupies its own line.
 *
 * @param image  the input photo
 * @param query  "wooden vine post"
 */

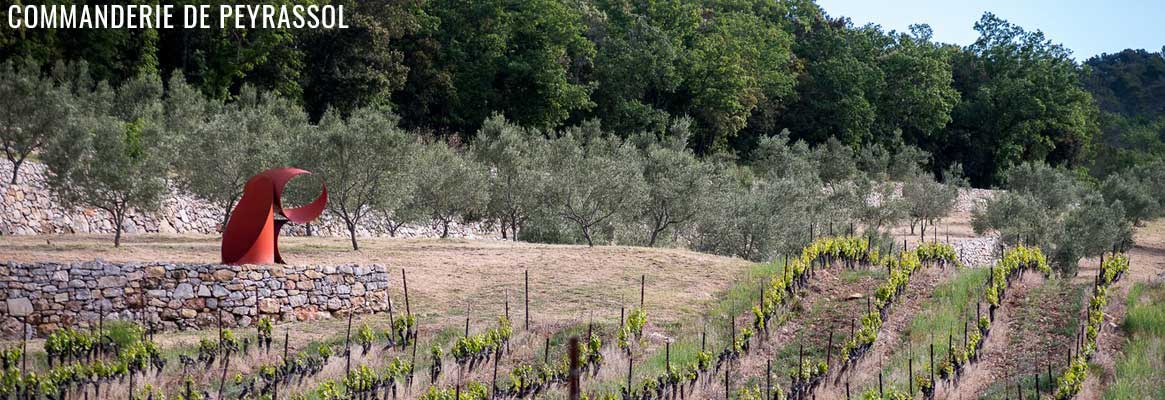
xmin=525 ymin=269 xmax=530 ymax=330
xmin=626 ymin=355 xmax=633 ymax=394
xmin=491 ymin=344 xmax=501 ymax=398
xmin=826 ymin=331 xmax=833 ymax=367
xmin=216 ymin=308 xmax=229 ymax=400
xmin=766 ymin=359 xmax=772 ymax=400
xmin=908 ymin=354 xmax=913 ymax=395
xmin=544 ymin=336 xmax=551 ymax=364
xmin=402 ymin=269 xmax=411 ymax=317
xmin=20 ymin=321 xmax=27 ymax=372
xmin=665 ymin=340 xmax=671 ymax=372
xmin=344 ymin=309 xmax=353 ymax=374
xmin=640 ymin=274 xmax=645 ymax=307
xmin=929 ymin=342 xmax=935 ymax=388
xmin=568 ymin=337 xmax=581 ymax=400
xmin=410 ymin=332 xmax=418 ymax=383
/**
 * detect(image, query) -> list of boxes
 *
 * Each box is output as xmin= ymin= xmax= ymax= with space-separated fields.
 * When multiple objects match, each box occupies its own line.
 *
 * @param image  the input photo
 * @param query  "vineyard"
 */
xmin=0 ymin=220 xmax=1157 ymax=400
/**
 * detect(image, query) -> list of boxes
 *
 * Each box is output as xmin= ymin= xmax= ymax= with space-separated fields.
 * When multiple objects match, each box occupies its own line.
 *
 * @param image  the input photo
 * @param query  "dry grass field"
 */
xmin=1 ymin=234 xmax=755 ymax=339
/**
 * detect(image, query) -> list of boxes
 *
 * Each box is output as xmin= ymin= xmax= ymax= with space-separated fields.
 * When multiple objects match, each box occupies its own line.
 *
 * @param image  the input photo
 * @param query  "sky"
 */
xmin=815 ymin=0 xmax=1164 ymax=61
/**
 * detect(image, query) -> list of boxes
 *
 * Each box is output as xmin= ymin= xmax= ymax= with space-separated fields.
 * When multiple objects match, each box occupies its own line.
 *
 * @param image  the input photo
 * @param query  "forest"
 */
xmin=3 ymin=0 xmax=1162 ymax=186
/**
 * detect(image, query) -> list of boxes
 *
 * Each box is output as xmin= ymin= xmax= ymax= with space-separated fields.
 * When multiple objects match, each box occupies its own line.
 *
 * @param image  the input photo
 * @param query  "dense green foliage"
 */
xmin=6 ymin=0 xmax=1164 ymax=260
xmin=1084 ymin=48 xmax=1165 ymax=177
xmin=7 ymin=1 xmax=1160 ymax=187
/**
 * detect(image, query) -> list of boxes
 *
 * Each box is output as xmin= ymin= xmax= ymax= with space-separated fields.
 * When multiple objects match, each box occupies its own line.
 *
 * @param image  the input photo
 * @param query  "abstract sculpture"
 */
xmin=221 ymin=168 xmax=327 ymax=265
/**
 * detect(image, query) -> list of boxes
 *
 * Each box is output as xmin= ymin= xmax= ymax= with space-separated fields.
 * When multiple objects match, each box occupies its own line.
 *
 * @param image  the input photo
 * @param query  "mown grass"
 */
xmin=1103 ymin=282 xmax=1165 ymax=400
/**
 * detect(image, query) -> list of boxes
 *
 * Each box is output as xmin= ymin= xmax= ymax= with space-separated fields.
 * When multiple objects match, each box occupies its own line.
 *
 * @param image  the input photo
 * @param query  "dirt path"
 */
xmin=814 ymin=262 xmax=953 ymax=400
xmin=937 ymin=270 xmax=1045 ymax=400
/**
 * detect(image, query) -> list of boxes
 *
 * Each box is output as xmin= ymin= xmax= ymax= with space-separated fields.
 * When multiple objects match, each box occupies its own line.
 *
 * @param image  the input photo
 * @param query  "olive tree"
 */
xmin=974 ymin=162 xmax=1133 ymax=274
xmin=43 ymin=75 xmax=171 ymax=247
xmin=856 ymin=181 xmax=908 ymax=233
xmin=691 ymin=164 xmax=816 ymax=261
xmin=413 ymin=141 xmax=488 ymax=238
xmin=902 ymin=173 xmax=957 ymax=237
xmin=0 ymin=58 xmax=71 ymax=184
xmin=1100 ymin=170 xmax=1158 ymax=226
xmin=472 ymin=114 xmax=546 ymax=241
xmin=541 ymin=122 xmax=646 ymax=247
xmin=376 ymin=162 xmax=422 ymax=238
xmin=172 ymin=85 xmax=304 ymax=228
xmin=1055 ymin=192 xmax=1132 ymax=270
xmin=301 ymin=106 xmax=415 ymax=250
xmin=972 ymin=192 xmax=1055 ymax=246
xmin=637 ymin=120 xmax=711 ymax=247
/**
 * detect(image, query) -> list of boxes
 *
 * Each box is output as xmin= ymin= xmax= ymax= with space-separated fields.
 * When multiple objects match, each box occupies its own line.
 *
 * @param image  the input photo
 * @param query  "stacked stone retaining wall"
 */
xmin=0 ymin=261 xmax=390 ymax=338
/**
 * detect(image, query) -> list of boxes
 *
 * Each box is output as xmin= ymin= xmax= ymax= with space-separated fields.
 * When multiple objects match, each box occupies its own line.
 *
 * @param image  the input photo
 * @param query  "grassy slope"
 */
xmin=874 ymin=267 xmax=989 ymax=394
xmin=1103 ymin=282 xmax=1165 ymax=400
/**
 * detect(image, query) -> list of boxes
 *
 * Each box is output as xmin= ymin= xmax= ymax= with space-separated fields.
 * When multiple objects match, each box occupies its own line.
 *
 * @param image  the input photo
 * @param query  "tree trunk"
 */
xmin=582 ymin=226 xmax=594 ymax=247
xmin=347 ymin=223 xmax=359 ymax=251
xmin=511 ymin=220 xmax=518 ymax=242
xmin=648 ymin=228 xmax=661 ymax=247
xmin=9 ymin=157 xmax=22 ymax=184
xmin=442 ymin=220 xmax=450 ymax=239
xmin=113 ymin=209 xmax=124 ymax=247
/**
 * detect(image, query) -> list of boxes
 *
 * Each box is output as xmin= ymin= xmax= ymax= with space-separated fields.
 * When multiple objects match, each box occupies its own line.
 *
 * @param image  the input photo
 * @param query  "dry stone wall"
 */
xmin=0 ymin=261 xmax=390 ymax=338
xmin=0 ymin=159 xmax=496 ymax=238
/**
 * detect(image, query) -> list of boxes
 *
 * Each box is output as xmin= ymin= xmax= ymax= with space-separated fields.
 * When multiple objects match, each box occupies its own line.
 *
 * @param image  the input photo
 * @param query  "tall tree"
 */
xmin=1081 ymin=48 xmax=1165 ymax=176
xmin=397 ymin=0 xmax=595 ymax=134
xmin=589 ymin=0 xmax=798 ymax=153
xmin=944 ymin=13 xmax=1098 ymax=186
xmin=637 ymin=118 xmax=710 ymax=246
xmin=299 ymin=0 xmax=429 ymax=119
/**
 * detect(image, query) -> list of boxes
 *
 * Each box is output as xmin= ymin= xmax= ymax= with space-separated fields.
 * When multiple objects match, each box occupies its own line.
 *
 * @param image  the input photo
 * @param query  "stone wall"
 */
xmin=0 ymin=261 xmax=390 ymax=337
xmin=0 ymin=159 xmax=496 ymax=239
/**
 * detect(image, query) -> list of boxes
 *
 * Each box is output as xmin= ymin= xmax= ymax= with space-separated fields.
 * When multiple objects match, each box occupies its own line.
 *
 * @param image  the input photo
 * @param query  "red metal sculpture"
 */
xmin=221 ymin=168 xmax=327 ymax=265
